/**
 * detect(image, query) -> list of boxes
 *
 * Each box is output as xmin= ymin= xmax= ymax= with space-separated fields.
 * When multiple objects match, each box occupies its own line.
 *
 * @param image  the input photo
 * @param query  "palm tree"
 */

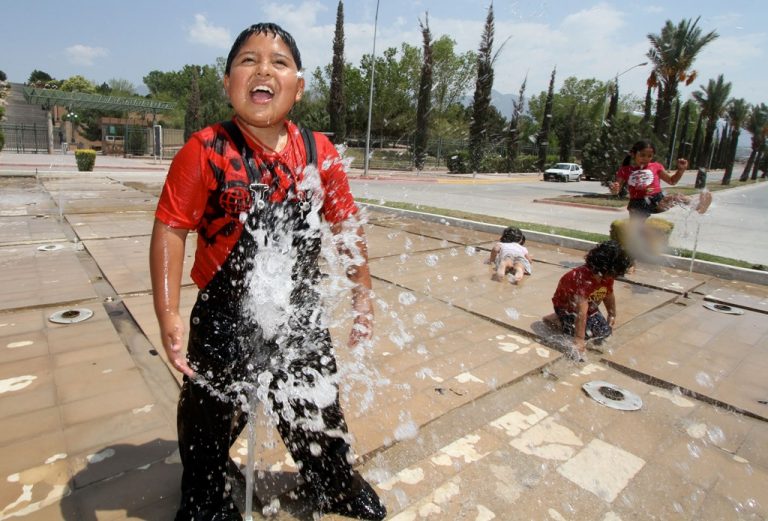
xmin=691 ymin=74 xmax=731 ymax=168
xmin=739 ymin=104 xmax=768 ymax=182
xmin=721 ymin=98 xmax=749 ymax=185
xmin=646 ymin=17 xmax=718 ymax=141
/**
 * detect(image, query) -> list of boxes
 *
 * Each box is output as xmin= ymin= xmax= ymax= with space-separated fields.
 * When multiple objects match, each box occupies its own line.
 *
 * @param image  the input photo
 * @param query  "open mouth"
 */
xmin=251 ymin=85 xmax=274 ymax=103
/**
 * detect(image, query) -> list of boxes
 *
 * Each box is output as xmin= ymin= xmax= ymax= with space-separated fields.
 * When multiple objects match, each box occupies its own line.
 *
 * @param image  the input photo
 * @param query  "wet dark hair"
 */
xmin=584 ymin=240 xmax=632 ymax=278
xmin=500 ymin=226 xmax=525 ymax=245
xmin=622 ymin=139 xmax=655 ymax=167
xmin=225 ymin=23 xmax=302 ymax=74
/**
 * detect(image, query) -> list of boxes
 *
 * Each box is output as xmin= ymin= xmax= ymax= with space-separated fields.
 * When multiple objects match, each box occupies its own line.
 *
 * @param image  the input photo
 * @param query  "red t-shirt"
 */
xmin=155 ymin=119 xmax=357 ymax=288
xmin=551 ymin=265 xmax=614 ymax=314
xmin=616 ymin=162 xmax=664 ymax=200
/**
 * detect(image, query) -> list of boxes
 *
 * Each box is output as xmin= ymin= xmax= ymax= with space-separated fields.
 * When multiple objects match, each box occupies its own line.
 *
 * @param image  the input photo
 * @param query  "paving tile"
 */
xmin=0 ymin=378 xmax=57 ymax=418
xmin=0 ymin=405 xmax=62 ymax=446
xmin=696 ymin=278 xmax=768 ymax=314
xmin=0 ymin=215 xmax=70 ymax=245
xmin=0 ymin=245 xmax=98 ymax=311
xmin=613 ymin=464 xmax=706 ymax=520
xmin=0 ymin=431 xmax=68 ymax=476
xmin=59 ymin=385 xmax=157 ymax=427
xmin=0 ymin=459 xmax=71 ymax=520
xmin=67 ymin=212 xmax=155 ymax=240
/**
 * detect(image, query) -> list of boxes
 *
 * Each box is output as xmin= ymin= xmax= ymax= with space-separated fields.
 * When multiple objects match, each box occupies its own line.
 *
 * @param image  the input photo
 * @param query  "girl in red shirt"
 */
xmin=610 ymin=140 xmax=711 ymax=219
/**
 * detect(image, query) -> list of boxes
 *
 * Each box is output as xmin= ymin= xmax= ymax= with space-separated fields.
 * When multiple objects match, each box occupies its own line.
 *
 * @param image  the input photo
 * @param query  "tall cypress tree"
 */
xmin=469 ymin=3 xmax=495 ymax=173
xmin=537 ymin=66 xmax=556 ymax=171
xmin=689 ymin=112 xmax=703 ymax=168
xmin=643 ymin=84 xmax=653 ymax=123
xmin=505 ymin=76 xmax=527 ymax=172
xmin=328 ymin=0 xmax=346 ymax=144
xmin=413 ymin=15 xmax=433 ymax=171
xmin=677 ymin=102 xmax=691 ymax=159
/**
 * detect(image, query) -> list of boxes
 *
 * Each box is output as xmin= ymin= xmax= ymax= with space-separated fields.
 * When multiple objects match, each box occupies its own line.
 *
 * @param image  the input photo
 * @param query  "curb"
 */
xmin=532 ymin=199 xmax=625 ymax=212
xmin=360 ymin=203 xmax=768 ymax=286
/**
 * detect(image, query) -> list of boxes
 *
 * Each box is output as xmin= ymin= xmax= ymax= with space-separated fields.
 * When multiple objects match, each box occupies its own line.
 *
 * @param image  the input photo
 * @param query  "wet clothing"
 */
xmin=551 ymin=265 xmax=614 ymax=340
xmin=616 ymin=162 xmax=667 ymax=218
xmin=494 ymin=242 xmax=532 ymax=275
xmin=156 ymin=120 xmax=356 ymax=288
xmin=156 ymin=120 xmax=362 ymax=520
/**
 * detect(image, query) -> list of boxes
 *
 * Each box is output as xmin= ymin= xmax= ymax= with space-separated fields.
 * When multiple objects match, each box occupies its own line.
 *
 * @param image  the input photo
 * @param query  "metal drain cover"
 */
xmin=582 ymin=380 xmax=642 ymax=411
xmin=49 ymin=308 xmax=94 ymax=324
xmin=703 ymin=302 xmax=744 ymax=315
xmin=37 ymin=244 xmax=64 ymax=252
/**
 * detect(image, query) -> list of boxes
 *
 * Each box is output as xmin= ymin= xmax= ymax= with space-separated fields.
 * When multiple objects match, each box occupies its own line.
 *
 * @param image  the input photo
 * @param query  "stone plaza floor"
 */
xmin=0 ymin=161 xmax=766 ymax=520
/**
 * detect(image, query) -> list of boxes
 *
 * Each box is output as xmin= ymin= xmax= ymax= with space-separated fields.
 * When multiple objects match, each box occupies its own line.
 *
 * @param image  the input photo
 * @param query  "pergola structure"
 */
xmin=22 ymin=86 xmax=176 ymax=154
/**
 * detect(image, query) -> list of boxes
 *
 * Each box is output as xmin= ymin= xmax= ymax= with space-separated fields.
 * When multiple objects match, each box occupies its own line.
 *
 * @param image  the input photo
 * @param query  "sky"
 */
xmin=1 ymin=1 xmax=766 ymax=106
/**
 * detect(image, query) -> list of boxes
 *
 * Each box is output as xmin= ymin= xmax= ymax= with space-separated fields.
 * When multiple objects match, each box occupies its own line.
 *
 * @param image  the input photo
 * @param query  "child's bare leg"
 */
xmin=695 ymin=191 xmax=712 ymax=213
xmin=511 ymin=261 xmax=525 ymax=282
xmin=492 ymin=258 xmax=513 ymax=281
xmin=543 ymin=313 xmax=561 ymax=329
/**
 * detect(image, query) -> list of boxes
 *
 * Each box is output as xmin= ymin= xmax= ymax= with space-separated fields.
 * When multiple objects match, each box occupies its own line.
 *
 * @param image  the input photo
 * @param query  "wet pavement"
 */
xmin=1 ymin=152 xmax=767 ymax=520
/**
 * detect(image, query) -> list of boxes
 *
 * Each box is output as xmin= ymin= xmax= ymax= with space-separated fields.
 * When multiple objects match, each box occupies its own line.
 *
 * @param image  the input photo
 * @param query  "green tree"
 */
xmin=722 ymin=99 xmax=749 ymax=184
xmin=28 ymin=69 xmax=53 ymax=85
xmin=413 ymin=14 xmax=433 ymax=171
xmin=0 ymin=70 xmax=7 ymax=82
xmin=536 ymin=66 xmax=556 ymax=171
xmin=692 ymin=74 xmax=731 ymax=168
xmin=184 ymin=67 xmax=202 ymax=142
xmin=60 ymin=75 xmax=97 ymax=93
xmin=646 ymin=17 xmax=718 ymax=142
xmin=505 ymin=76 xmax=527 ymax=172
xmin=328 ymin=0 xmax=346 ymax=143
xmin=469 ymin=3 xmax=496 ymax=172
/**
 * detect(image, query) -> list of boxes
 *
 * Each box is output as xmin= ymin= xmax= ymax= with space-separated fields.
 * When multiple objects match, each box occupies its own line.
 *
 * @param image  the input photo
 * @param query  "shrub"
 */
xmin=0 ymin=131 xmax=4 ymax=152
xmin=447 ymin=151 xmax=470 ymax=173
xmin=75 ymin=149 xmax=97 ymax=171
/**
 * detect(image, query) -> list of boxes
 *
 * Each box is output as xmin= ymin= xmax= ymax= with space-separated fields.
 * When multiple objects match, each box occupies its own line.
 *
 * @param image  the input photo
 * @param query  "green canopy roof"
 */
xmin=23 ymin=87 xmax=175 ymax=112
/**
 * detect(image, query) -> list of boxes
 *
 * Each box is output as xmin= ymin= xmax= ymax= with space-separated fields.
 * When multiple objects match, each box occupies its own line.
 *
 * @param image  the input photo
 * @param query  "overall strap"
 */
xmin=299 ymin=126 xmax=317 ymax=168
xmin=220 ymin=120 xmax=259 ymax=184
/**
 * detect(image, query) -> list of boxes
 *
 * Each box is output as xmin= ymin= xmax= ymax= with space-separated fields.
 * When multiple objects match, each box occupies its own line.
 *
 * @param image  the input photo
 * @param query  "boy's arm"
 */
xmin=573 ymin=297 xmax=589 ymax=353
xmin=331 ymin=218 xmax=374 ymax=349
xmin=149 ymin=219 xmax=195 ymax=378
xmin=659 ymin=158 xmax=688 ymax=185
xmin=604 ymin=292 xmax=617 ymax=326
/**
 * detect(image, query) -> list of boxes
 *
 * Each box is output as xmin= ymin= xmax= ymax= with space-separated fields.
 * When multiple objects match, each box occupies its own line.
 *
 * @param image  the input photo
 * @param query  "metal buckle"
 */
xmin=249 ymin=183 xmax=269 ymax=211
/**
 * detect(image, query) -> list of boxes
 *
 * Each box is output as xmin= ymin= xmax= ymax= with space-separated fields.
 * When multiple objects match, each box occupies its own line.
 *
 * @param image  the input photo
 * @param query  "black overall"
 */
xmin=175 ymin=123 xmax=359 ymax=520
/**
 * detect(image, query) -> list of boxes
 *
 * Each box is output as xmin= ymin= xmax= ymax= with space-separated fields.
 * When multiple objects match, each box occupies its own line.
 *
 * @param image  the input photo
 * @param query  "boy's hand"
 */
xmin=573 ymin=337 xmax=586 ymax=354
xmin=159 ymin=313 xmax=195 ymax=378
xmin=609 ymin=181 xmax=620 ymax=195
xmin=607 ymin=313 xmax=616 ymax=327
xmin=676 ymin=158 xmax=689 ymax=171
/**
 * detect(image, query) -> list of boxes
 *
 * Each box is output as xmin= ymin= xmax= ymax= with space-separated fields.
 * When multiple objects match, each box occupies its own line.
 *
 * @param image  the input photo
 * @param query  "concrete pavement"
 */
xmin=0 ymin=151 xmax=767 ymax=520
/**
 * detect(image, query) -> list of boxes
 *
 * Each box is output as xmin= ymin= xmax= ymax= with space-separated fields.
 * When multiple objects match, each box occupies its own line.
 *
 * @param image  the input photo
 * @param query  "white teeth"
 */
xmin=252 ymin=86 xmax=274 ymax=94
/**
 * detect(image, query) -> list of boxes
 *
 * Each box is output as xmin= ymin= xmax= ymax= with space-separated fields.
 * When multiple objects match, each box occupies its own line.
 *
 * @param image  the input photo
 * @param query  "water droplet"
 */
xmin=425 ymin=254 xmax=439 ymax=267
xmin=695 ymin=372 xmax=714 ymax=388
xmin=398 ymin=292 xmax=417 ymax=306
xmin=505 ymin=307 xmax=519 ymax=319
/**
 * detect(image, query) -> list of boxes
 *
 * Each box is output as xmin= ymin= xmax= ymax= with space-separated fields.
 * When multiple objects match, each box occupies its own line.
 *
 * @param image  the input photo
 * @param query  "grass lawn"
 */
xmin=358 ymin=198 xmax=765 ymax=271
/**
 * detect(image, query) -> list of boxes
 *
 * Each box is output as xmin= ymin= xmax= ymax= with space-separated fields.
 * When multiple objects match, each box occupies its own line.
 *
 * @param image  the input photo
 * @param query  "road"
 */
xmin=350 ymin=171 xmax=768 ymax=267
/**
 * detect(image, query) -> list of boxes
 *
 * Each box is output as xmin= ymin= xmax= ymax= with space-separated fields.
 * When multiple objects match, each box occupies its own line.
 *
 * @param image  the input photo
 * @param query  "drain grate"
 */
xmin=582 ymin=380 xmax=642 ymax=411
xmin=37 ymin=244 xmax=64 ymax=252
xmin=703 ymin=302 xmax=744 ymax=315
xmin=49 ymin=308 xmax=94 ymax=324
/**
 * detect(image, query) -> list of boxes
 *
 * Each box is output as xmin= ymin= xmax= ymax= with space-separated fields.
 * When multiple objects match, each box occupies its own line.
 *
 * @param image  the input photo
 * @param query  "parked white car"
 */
xmin=543 ymin=162 xmax=583 ymax=182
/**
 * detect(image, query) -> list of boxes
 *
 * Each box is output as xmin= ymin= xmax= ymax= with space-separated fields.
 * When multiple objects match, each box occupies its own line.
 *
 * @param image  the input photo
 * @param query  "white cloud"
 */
xmin=65 ymin=44 xmax=108 ymax=66
xmin=187 ymin=14 xmax=231 ymax=49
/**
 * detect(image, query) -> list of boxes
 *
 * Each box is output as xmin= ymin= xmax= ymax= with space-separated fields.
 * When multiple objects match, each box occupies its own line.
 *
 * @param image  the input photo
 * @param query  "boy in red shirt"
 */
xmin=150 ymin=23 xmax=385 ymax=521
xmin=544 ymin=241 xmax=632 ymax=360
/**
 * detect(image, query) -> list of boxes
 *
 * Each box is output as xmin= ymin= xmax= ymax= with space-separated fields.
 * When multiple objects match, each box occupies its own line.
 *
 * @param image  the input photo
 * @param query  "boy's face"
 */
xmin=224 ymin=32 xmax=304 ymax=130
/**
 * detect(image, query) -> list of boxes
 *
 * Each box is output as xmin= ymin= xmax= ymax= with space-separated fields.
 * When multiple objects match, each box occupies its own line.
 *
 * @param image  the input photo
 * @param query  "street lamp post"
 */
xmin=363 ymin=0 xmax=380 ymax=178
xmin=602 ymin=61 xmax=648 ymax=126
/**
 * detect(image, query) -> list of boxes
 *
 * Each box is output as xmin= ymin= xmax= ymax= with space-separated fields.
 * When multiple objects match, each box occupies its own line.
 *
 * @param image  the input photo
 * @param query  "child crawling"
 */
xmin=543 ymin=241 xmax=632 ymax=359
xmin=488 ymin=226 xmax=532 ymax=283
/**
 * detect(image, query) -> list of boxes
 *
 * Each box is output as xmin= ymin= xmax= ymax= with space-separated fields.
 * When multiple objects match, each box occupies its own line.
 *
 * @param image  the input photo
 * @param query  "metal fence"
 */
xmin=0 ymin=123 xmax=49 ymax=153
